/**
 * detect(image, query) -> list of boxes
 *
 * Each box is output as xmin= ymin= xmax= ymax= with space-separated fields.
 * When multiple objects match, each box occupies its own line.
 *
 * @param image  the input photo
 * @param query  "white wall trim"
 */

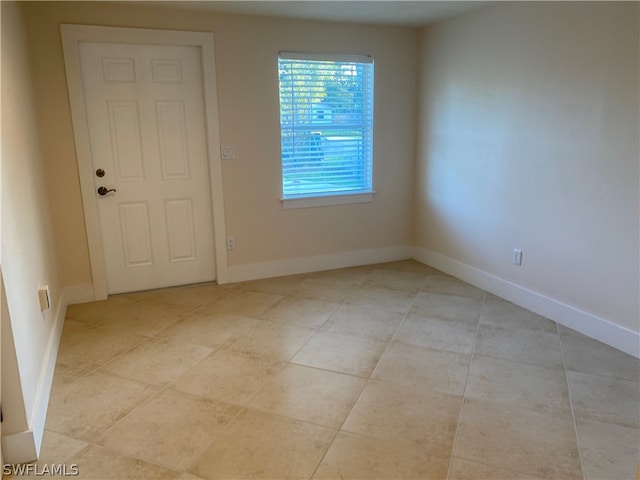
xmin=226 ymin=246 xmax=413 ymax=283
xmin=60 ymin=24 xmax=228 ymax=299
xmin=413 ymin=247 xmax=640 ymax=358
xmin=28 ymin=288 xmax=68 ymax=460
xmin=282 ymin=192 xmax=375 ymax=209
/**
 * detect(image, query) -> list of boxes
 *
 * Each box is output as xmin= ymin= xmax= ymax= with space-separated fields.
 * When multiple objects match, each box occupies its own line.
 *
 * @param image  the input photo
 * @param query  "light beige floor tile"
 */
xmin=100 ymin=339 xmax=213 ymax=386
xmin=306 ymin=266 xmax=371 ymax=285
xmin=475 ymin=323 xmax=563 ymax=367
xmin=291 ymin=331 xmax=387 ymax=377
xmin=364 ymin=268 xmax=426 ymax=292
xmin=41 ymin=272 xmax=636 ymax=480
xmin=199 ymin=289 xmax=282 ymax=317
xmin=372 ymin=342 xmax=471 ymax=395
xmin=343 ymin=380 xmax=462 ymax=452
xmin=260 ymin=294 xmax=340 ymax=328
xmin=466 ymin=355 xmax=571 ymax=415
xmin=56 ymin=321 xmax=145 ymax=370
xmin=480 ymin=295 xmax=556 ymax=332
xmin=576 ymin=419 xmax=640 ymax=480
xmin=249 ymin=364 xmax=366 ymax=428
xmin=452 ymin=397 xmax=582 ymax=479
xmin=92 ymin=302 xmax=193 ymax=337
xmin=567 ymin=371 xmax=640 ymax=428
xmin=36 ymin=430 xmax=89 ymax=465
xmin=156 ymin=313 xmax=259 ymax=349
xmin=50 ymin=363 xmax=90 ymax=389
xmin=65 ymin=296 xmax=143 ymax=325
xmin=421 ymin=273 xmax=485 ymax=300
xmin=140 ymin=283 xmax=229 ymax=309
xmin=373 ymin=259 xmax=440 ymax=274
xmin=188 ymin=409 xmax=336 ymax=480
xmin=175 ymin=350 xmax=283 ymax=405
xmin=220 ymin=320 xmax=315 ymax=361
xmin=240 ymin=274 xmax=305 ymax=295
xmin=177 ymin=473 xmax=207 ymax=480
xmin=411 ymin=292 xmax=482 ymax=324
xmin=346 ymin=284 xmax=417 ymax=314
xmin=68 ymin=445 xmax=179 ymax=479
xmin=98 ymin=389 xmax=242 ymax=471
xmin=296 ymin=277 xmax=360 ymax=303
xmin=395 ymin=314 xmax=477 ymax=354
xmin=320 ymin=304 xmax=404 ymax=342
xmin=46 ymin=372 xmax=158 ymax=441
xmin=313 ymin=431 xmax=450 ymax=479
xmin=447 ymin=457 xmax=544 ymax=479
xmin=560 ymin=326 xmax=640 ymax=381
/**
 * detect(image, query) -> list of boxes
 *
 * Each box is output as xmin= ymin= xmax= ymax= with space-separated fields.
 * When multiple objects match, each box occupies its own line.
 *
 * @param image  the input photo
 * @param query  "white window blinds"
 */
xmin=278 ymin=52 xmax=374 ymax=199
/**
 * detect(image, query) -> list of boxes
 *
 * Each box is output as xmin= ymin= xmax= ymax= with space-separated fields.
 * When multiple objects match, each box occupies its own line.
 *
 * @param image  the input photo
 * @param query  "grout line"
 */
xmin=444 ymin=291 xmax=485 ymax=480
xmin=558 ymin=321 xmax=588 ymax=480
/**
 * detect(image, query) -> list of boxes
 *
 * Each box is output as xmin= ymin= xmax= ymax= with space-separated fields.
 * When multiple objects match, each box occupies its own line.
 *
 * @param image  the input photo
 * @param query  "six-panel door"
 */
xmin=79 ymin=42 xmax=216 ymax=294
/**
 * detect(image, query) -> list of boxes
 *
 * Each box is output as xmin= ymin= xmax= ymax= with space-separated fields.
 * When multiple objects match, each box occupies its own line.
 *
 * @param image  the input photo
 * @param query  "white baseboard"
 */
xmin=1 ymin=430 xmax=37 ymax=465
xmin=63 ymin=283 xmax=96 ymax=305
xmin=226 ymin=246 xmax=413 ymax=283
xmin=413 ymin=247 xmax=640 ymax=358
xmin=30 ymin=287 xmax=69 ymax=455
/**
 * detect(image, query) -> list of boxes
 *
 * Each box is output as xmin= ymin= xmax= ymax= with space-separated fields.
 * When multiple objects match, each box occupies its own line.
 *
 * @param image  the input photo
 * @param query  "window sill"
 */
xmin=281 ymin=191 xmax=375 ymax=209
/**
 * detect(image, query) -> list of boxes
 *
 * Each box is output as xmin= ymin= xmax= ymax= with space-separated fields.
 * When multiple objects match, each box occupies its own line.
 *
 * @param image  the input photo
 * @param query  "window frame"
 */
xmin=278 ymin=51 xmax=375 ymax=209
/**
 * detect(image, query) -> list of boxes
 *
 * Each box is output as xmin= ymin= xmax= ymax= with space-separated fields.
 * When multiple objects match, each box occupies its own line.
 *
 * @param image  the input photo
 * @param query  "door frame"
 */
xmin=61 ymin=24 xmax=228 ymax=299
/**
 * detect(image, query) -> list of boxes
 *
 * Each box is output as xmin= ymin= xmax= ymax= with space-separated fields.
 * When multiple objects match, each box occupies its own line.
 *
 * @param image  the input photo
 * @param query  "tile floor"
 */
xmin=15 ymin=261 xmax=640 ymax=479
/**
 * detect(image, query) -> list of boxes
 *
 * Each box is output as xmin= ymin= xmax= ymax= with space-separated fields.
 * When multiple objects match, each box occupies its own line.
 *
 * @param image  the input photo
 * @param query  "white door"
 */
xmin=79 ymin=42 xmax=216 ymax=294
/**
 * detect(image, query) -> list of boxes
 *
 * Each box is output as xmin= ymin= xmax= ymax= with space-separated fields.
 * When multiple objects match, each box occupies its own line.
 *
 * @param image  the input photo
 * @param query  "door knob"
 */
xmin=97 ymin=186 xmax=117 ymax=196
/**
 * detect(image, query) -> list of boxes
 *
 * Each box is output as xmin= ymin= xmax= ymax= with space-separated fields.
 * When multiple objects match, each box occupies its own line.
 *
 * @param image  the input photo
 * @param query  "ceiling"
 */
xmin=138 ymin=1 xmax=490 ymax=27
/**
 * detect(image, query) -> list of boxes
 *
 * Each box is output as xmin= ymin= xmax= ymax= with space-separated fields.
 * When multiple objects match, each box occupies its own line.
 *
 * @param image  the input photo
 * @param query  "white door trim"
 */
xmin=61 ymin=24 xmax=228 ymax=300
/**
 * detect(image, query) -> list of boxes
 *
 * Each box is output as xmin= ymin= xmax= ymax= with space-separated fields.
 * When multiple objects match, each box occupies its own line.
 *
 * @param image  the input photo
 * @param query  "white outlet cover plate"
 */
xmin=221 ymin=145 xmax=235 ymax=160
xmin=513 ymin=249 xmax=523 ymax=266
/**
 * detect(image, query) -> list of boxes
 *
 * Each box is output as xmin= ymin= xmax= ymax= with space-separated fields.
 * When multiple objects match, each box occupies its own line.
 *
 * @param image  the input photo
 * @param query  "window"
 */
xmin=278 ymin=52 xmax=374 ymax=207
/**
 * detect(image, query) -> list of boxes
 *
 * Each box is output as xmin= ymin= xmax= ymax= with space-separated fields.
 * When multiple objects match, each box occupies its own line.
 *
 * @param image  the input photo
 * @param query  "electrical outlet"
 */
xmin=513 ymin=248 xmax=523 ymax=266
xmin=226 ymin=236 xmax=236 ymax=251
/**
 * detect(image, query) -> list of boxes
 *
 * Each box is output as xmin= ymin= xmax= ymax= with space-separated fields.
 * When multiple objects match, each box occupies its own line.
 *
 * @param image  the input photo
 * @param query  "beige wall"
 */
xmin=22 ymin=1 xmax=418 ymax=286
xmin=415 ymin=2 xmax=639 ymax=332
xmin=1 ymin=1 xmax=63 ymax=437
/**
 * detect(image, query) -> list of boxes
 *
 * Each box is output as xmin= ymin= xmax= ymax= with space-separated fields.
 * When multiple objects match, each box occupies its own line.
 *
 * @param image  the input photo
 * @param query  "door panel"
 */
xmin=164 ymin=198 xmax=197 ymax=262
xmin=118 ymin=202 xmax=154 ymax=267
xmin=156 ymin=101 xmax=190 ymax=179
xmin=79 ymin=42 xmax=215 ymax=294
xmin=107 ymin=100 xmax=146 ymax=181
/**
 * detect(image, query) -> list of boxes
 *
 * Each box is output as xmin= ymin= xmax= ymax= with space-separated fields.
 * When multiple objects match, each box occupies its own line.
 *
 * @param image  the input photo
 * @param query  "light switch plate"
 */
xmin=38 ymin=286 xmax=50 ymax=311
